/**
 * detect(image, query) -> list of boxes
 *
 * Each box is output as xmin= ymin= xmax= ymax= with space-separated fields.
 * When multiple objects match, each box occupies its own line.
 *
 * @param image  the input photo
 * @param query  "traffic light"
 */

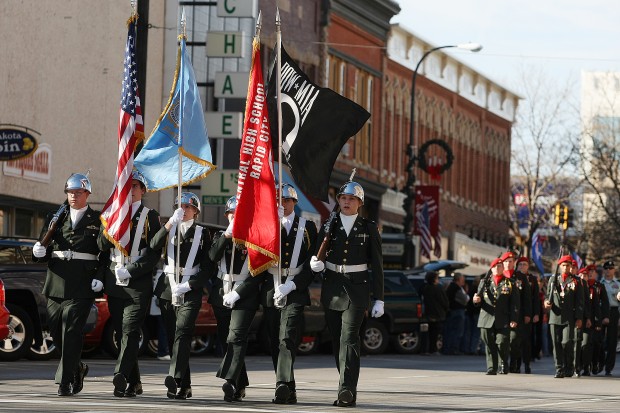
xmin=566 ymin=207 xmax=574 ymax=228
xmin=562 ymin=205 xmax=568 ymax=230
xmin=554 ymin=203 xmax=562 ymax=226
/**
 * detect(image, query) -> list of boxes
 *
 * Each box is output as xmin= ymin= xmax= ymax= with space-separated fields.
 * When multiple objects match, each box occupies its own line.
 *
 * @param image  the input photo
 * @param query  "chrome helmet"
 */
xmin=279 ymin=183 xmax=298 ymax=202
xmin=131 ymin=170 xmax=148 ymax=189
xmin=337 ymin=181 xmax=364 ymax=204
xmin=64 ymin=173 xmax=92 ymax=193
xmin=175 ymin=192 xmax=201 ymax=213
xmin=224 ymin=196 xmax=237 ymax=214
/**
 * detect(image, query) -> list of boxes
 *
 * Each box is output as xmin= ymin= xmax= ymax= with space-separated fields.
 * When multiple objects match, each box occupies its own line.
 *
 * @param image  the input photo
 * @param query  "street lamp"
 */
xmin=402 ymin=42 xmax=483 ymax=268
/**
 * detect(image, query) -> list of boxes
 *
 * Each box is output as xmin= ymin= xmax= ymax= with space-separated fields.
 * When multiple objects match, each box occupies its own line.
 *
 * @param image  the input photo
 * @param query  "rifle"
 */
xmin=316 ymin=168 xmax=356 ymax=262
xmin=40 ymin=201 xmax=68 ymax=247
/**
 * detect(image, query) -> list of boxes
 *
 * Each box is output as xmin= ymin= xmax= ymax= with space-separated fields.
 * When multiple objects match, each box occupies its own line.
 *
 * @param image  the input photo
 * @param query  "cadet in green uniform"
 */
xmin=32 ymin=173 xmax=103 ymax=396
xmin=259 ymin=184 xmax=317 ymax=404
xmin=98 ymin=171 xmax=162 ymax=397
xmin=208 ymin=196 xmax=250 ymax=402
xmin=572 ymin=259 xmax=590 ymax=377
xmin=519 ymin=257 xmax=541 ymax=374
xmin=500 ymin=252 xmax=530 ymax=373
xmin=473 ymin=258 xmax=519 ymax=375
xmin=599 ymin=260 xmax=620 ymax=376
xmin=579 ymin=265 xmax=602 ymax=376
xmin=310 ymin=181 xmax=384 ymax=408
xmin=215 ymin=196 xmax=264 ymax=403
xmin=151 ymin=192 xmax=212 ymax=399
xmin=592 ymin=263 xmax=610 ymax=375
xmin=544 ymin=255 xmax=584 ymax=378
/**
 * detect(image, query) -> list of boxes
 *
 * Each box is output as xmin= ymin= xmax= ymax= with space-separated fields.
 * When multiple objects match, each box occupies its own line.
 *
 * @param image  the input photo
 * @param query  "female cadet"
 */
xmin=151 ymin=192 xmax=212 ymax=399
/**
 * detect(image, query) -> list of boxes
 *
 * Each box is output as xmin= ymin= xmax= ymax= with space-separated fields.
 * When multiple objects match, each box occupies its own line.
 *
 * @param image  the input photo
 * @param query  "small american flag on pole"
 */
xmin=416 ymin=202 xmax=432 ymax=259
xmin=100 ymin=14 xmax=144 ymax=255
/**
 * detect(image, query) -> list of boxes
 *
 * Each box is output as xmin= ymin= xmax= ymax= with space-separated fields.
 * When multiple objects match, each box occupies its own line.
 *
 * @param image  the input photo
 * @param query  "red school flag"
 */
xmin=232 ymin=38 xmax=279 ymax=275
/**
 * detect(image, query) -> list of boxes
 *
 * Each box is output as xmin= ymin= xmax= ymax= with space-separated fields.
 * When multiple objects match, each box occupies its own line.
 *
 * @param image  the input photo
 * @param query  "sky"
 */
xmin=391 ymin=0 xmax=620 ymax=96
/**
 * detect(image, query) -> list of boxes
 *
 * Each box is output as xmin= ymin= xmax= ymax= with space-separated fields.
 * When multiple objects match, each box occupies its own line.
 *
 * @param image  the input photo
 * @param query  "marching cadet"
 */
xmin=571 ymin=259 xmax=590 ymax=377
xmin=544 ymin=255 xmax=584 ymax=378
xmin=501 ymin=251 xmax=530 ymax=374
xmin=579 ymin=265 xmax=602 ymax=376
xmin=599 ymin=260 xmax=620 ymax=376
xmin=98 ymin=170 xmax=162 ymax=397
xmin=32 ymin=173 xmax=103 ymax=396
xmin=151 ymin=192 xmax=212 ymax=399
xmin=208 ymin=196 xmax=250 ymax=402
xmin=516 ymin=257 xmax=540 ymax=374
xmin=259 ymin=184 xmax=317 ymax=404
xmin=309 ymin=180 xmax=384 ymax=408
xmin=592 ymin=263 xmax=610 ymax=375
xmin=473 ymin=258 xmax=519 ymax=375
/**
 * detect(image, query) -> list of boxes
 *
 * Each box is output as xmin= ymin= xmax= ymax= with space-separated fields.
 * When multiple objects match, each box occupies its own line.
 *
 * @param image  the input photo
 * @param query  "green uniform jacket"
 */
xmin=318 ymin=215 xmax=384 ymax=311
xmin=527 ymin=273 xmax=541 ymax=319
xmin=258 ymin=215 xmax=317 ymax=308
xmin=595 ymin=282 xmax=610 ymax=320
xmin=476 ymin=276 xmax=520 ymax=329
xmin=35 ymin=206 xmax=104 ymax=299
xmin=151 ymin=223 xmax=212 ymax=301
xmin=578 ymin=278 xmax=591 ymax=322
xmin=546 ymin=274 xmax=584 ymax=325
xmin=98 ymin=205 xmax=162 ymax=299
xmin=586 ymin=281 xmax=603 ymax=328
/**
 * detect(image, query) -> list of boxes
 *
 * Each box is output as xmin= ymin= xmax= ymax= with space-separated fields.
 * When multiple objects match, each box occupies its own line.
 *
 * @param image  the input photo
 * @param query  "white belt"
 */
xmin=325 ymin=262 xmax=368 ymax=273
xmin=163 ymin=265 xmax=200 ymax=276
xmin=217 ymin=272 xmax=249 ymax=283
xmin=52 ymin=250 xmax=98 ymax=261
xmin=267 ymin=266 xmax=303 ymax=277
xmin=110 ymin=250 xmax=145 ymax=264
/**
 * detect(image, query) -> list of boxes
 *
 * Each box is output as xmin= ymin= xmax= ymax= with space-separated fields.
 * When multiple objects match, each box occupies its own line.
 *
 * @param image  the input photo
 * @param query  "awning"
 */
xmin=273 ymin=163 xmax=322 ymax=226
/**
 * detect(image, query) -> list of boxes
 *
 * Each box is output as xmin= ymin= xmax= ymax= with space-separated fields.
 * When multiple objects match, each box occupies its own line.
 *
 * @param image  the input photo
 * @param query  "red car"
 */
xmin=0 ymin=278 xmax=10 ymax=340
xmin=83 ymin=290 xmax=217 ymax=357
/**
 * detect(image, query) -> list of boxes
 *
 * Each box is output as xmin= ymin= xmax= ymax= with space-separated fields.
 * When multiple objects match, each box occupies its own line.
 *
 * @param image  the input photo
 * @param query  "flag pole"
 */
xmin=175 ymin=7 xmax=186 ymax=300
xmin=275 ymin=8 xmax=284 ymax=298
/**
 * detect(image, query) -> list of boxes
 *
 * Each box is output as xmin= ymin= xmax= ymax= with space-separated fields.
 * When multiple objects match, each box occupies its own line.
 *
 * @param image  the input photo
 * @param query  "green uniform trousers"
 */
xmin=108 ymin=294 xmax=150 ymax=384
xmin=325 ymin=305 xmax=365 ymax=396
xmin=481 ymin=327 xmax=510 ymax=372
xmin=217 ymin=308 xmax=256 ymax=386
xmin=264 ymin=303 xmax=304 ymax=387
xmin=159 ymin=296 xmax=201 ymax=388
xmin=212 ymin=305 xmax=249 ymax=388
xmin=47 ymin=297 xmax=94 ymax=384
xmin=550 ymin=323 xmax=576 ymax=374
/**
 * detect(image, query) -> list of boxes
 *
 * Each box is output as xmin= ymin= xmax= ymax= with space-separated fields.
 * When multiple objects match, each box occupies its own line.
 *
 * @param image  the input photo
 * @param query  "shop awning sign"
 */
xmin=0 ymin=127 xmax=38 ymax=161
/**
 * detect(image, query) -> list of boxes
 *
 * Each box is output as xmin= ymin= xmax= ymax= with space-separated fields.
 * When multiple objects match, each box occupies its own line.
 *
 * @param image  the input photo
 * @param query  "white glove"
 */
xmin=276 ymin=280 xmax=296 ymax=297
xmin=223 ymin=291 xmax=241 ymax=307
xmin=616 ymin=291 xmax=620 ymax=302
xmin=278 ymin=205 xmax=284 ymax=219
xmin=310 ymin=256 xmax=324 ymax=272
xmin=371 ymin=300 xmax=384 ymax=318
xmin=33 ymin=242 xmax=47 ymax=258
xmin=224 ymin=219 xmax=234 ymax=237
xmin=115 ymin=266 xmax=131 ymax=281
xmin=173 ymin=281 xmax=191 ymax=295
xmin=91 ymin=279 xmax=104 ymax=292
xmin=167 ymin=207 xmax=184 ymax=226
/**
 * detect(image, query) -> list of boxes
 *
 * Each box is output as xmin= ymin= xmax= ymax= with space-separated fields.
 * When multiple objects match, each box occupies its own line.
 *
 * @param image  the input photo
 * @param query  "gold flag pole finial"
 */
xmin=255 ymin=10 xmax=262 ymax=39
xmin=349 ymin=168 xmax=357 ymax=181
xmin=180 ymin=7 xmax=187 ymax=38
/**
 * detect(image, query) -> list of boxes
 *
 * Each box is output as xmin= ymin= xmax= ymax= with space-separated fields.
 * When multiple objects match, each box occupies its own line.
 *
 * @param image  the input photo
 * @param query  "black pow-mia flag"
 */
xmin=267 ymin=46 xmax=370 ymax=202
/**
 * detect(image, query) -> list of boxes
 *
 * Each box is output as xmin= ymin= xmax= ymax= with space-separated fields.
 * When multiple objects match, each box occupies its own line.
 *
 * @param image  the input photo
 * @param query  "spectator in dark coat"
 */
xmin=419 ymin=271 xmax=449 ymax=354
xmin=443 ymin=273 xmax=470 ymax=355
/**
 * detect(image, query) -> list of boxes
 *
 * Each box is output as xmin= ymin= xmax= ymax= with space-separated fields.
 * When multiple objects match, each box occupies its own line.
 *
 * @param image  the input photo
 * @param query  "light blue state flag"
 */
xmin=134 ymin=38 xmax=215 ymax=190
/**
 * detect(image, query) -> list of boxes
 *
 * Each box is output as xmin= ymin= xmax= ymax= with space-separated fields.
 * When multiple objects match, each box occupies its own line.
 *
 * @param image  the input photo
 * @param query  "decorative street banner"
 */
xmin=414 ymin=185 xmax=440 ymax=236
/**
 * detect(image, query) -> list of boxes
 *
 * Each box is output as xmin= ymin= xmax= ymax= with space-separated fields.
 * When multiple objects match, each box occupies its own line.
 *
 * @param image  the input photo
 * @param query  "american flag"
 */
xmin=531 ymin=230 xmax=545 ymax=274
xmin=416 ymin=202 xmax=432 ymax=259
xmin=100 ymin=15 xmax=144 ymax=255
xmin=433 ymin=224 xmax=442 ymax=258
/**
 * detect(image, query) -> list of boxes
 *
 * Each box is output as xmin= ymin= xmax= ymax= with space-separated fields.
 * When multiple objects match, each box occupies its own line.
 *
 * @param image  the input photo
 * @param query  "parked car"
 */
xmin=0 ymin=237 xmax=97 ymax=361
xmin=292 ymin=271 xmax=427 ymax=355
xmin=0 ymin=277 xmax=10 ymax=340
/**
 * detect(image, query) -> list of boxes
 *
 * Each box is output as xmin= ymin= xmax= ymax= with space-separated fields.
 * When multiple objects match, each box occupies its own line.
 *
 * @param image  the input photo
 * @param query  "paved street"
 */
xmin=1 ymin=354 xmax=619 ymax=412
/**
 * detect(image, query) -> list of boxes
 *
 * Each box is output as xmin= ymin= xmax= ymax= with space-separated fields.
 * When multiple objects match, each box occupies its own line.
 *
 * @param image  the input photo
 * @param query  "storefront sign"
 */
xmin=3 ymin=143 xmax=52 ymax=183
xmin=0 ymin=127 xmax=38 ymax=161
